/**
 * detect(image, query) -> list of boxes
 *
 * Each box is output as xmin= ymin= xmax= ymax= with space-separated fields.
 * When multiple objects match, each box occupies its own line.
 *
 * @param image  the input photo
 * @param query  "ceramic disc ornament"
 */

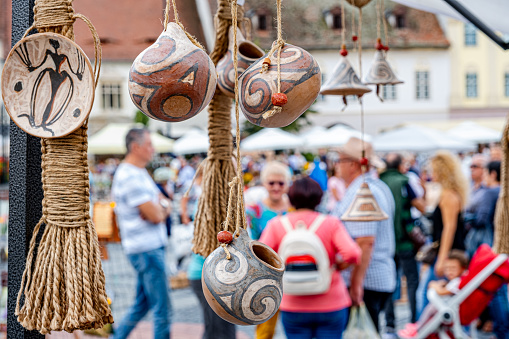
xmin=346 ymin=0 xmax=372 ymax=8
xmin=202 ymin=228 xmax=284 ymax=325
xmin=239 ymin=44 xmax=321 ymax=128
xmin=1 ymin=33 xmax=95 ymax=138
xmin=129 ymin=22 xmax=217 ymax=122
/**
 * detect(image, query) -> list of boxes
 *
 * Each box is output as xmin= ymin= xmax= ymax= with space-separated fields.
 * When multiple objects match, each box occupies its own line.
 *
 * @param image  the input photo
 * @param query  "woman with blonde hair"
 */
xmin=418 ymin=150 xmax=469 ymax=315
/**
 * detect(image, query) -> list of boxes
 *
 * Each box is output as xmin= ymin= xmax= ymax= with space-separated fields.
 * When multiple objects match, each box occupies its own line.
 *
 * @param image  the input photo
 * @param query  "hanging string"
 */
xmin=357 ymin=7 xmax=367 ymax=176
xmin=164 ymin=0 xmax=205 ymax=50
xmin=351 ymin=5 xmax=357 ymax=51
xmin=357 ymin=8 xmax=363 ymax=79
xmin=376 ymin=0 xmax=381 ymax=40
xmin=381 ymin=0 xmax=389 ymax=49
xmin=262 ymin=0 xmax=285 ymax=120
xmin=341 ymin=0 xmax=346 ymax=46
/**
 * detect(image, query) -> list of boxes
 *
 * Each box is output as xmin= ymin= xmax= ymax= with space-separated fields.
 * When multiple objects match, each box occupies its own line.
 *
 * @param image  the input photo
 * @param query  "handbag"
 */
xmin=343 ymin=304 xmax=380 ymax=339
xmin=406 ymin=222 xmax=426 ymax=251
xmin=415 ymin=241 xmax=439 ymax=265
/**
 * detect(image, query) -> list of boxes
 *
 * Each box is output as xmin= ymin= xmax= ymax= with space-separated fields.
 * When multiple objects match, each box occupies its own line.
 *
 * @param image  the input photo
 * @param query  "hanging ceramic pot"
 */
xmin=238 ymin=43 xmax=321 ymax=128
xmin=364 ymin=49 xmax=403 ymax=100
xmin=128 ymin=22 xmax=217 ymax=122
xmin=217 ymin=27 xmax=264 ymax=98
xmin=1 ymin=33 xmax=95 ymax=138
xmin=345 ymin=0 xmax=372 ymax=8
xmin=202 ymin=228 xmax=284 ymax=325
xmin=320 ymin=56 xmax=371 ymax=97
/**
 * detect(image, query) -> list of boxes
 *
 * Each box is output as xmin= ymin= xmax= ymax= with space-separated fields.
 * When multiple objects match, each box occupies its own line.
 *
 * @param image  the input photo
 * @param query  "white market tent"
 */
xmin=447 ymin=121 xmax=502 ymax=144
xmin=173 ymin=128 xmax=209 ymax=155
xmin=300 ymin=126 xmax=327 ymax=146
xmin=373 ymin=125 xmax=476 ymax=152
xmin=88 ymin=123 xmax=174 ymax=155
xmin=305 ymin=124 xmax=372 ymax=149
xmin=241 ymin=128 xmax=303 ymax=152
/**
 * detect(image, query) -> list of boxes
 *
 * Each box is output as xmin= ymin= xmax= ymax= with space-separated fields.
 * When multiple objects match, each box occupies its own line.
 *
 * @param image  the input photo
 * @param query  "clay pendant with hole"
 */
xmin=1 ymin=33 xmax=95 ymax=138
xmin=202 ymin=228 xmax=284 ymax=325
xmin=238 ymin=43 xmax=321 ymax=128
xmin=128 ymin=22 xmax=217 ymax=122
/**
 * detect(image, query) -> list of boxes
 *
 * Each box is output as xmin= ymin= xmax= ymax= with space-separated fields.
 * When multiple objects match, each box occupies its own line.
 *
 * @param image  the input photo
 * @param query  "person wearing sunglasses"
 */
xmin=246 ymin=161 xmax=291 ymax=339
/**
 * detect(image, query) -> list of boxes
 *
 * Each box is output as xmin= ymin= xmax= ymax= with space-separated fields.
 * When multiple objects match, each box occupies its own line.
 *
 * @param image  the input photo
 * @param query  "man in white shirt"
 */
xmin=111 ymin=128 xmax=172 ymax=339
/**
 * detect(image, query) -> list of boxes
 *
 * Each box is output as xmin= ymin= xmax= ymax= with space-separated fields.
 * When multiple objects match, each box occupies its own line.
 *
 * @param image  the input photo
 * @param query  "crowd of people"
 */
xmin=107 ymin=127 xmax=508 ymax=339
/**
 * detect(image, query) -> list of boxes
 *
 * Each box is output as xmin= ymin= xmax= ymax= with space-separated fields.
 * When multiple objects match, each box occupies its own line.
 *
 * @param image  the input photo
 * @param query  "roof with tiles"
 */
xmin=239 ymin=0 xmax=449 ymax=51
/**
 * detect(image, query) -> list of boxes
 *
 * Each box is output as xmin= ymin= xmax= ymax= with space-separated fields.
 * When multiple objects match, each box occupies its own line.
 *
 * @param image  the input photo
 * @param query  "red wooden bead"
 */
xmin=217 ymin=231 xmax=233 ymax=244
xmin=376 ymin=42 xmax=383 ymax=50
xmin=272 ymin=93 xmax=288 ymax=107
xmin=383 ymin=45 xmax=390 ymax=51
xmin=340 ymin=49 xmax=348 ymax=57
xmin=360 ymin=157 xmax=369 ymax=166
xmin=352 ymin=35 xmax=358 ymax=42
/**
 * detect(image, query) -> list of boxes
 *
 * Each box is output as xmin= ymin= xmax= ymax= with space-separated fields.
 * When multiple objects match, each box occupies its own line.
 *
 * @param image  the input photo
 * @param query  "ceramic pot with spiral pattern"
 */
xmin=238 ymin=43 xmax=321 ymax=128
xmin=216 ymin=27 xmax=265 ymax=98
xmin=202 ymin=228 xmax=284 ymax=325
xmin=128 ymin=22 xmax=217 ymax=122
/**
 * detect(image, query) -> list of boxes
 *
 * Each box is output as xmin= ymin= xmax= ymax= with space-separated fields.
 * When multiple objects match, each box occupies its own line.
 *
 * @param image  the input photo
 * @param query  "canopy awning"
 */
xmin=241 ymin=128 xmax=303 ymax=152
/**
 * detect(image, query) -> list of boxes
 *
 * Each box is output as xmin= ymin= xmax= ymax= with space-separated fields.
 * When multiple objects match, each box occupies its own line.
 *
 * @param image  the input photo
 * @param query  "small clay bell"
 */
xmin=238 ymin=43 xmax=321 ymax=128
xmin=128 ymin=22 xmax=217 ymax=122
xmin=217 ymin=27 xmax=264 ymax=98
xmin=202 ymin=228 xmax=284 ymax=325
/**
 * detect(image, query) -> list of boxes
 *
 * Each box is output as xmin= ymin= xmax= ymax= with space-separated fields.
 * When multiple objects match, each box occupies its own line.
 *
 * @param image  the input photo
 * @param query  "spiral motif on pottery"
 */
xmin=214 ymin=247 xmax=249 ymax=285
xmin=369 ymin=62 xmax=395 ymax=82
xmin=216 ymin=51 xmax=251 ymax=97
xmin=241 ymin=278 xmax=282 ymax=323
xmin=128 ymin=23 xmax=217 ymax=122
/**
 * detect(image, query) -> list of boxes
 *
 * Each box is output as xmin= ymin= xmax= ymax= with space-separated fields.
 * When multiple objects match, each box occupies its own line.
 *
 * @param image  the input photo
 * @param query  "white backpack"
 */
xmin=278 ymin=214 xmax=332 ymax=295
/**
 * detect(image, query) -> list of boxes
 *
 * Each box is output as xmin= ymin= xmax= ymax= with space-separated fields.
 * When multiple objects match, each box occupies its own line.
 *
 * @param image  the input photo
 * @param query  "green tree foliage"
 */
xmin=134 ymin=110 xmax=150 ymax=126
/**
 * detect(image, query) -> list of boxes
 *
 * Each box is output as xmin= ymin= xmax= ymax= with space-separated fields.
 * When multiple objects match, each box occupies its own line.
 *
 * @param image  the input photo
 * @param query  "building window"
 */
xmin=258 ymin=14 xmax=268 ymax=31
xmin=382 ymin=84 xmax=397 ymax=101
xmin=415 ymin=71 xmax=429 ymax=100
xmin=101 ymin=83 xmax=122 ymax=110
xmin=465 ymin=24 xmax=477 ymax=46
xmin=466 ymin=73 xmax=478 ymax=98
xmin=505 ymin=73 xmax=509 ymax=97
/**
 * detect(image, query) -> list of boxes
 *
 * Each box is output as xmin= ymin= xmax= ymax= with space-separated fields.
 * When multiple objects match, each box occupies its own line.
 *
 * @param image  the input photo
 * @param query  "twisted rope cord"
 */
xmin=351 ymin=5 xmax=357 ymax=51
xmin=358 ymin=7 xmax=363 ymax=79
xmin=376 ymin=0 xmax=381 ymax=40
xmin=164 ymin=0 xmax=205 ymax=50
xmin=192 ymin=0 xmax=245 ymax=257
xmin=15 ymin=0 xmax=112 ymax=333
xmin=494 ymin=118 xmax=509 ymax=254
xmin=381 ymin=0 xmax=389 ymax=48
xmin=262 ymin=0 xmax=285 ymax=120
xmin=341 ymin=0 xmax=346 ymax=45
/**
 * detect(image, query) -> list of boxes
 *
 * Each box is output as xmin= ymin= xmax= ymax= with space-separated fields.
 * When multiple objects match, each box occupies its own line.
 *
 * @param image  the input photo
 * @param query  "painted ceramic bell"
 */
xmin=202 ymin=228 xmax=284 ymax=325
xmin=320 ymin=56 xmax=371 ymax=97
xmin=128 ymin=22 xmax=217 ymax=122
xmin=341 ymin=182 xmax=389 ymax=221
xmin=217 ymin=27 xmax=264 ymax=98
xmin=239 ymin=43 xmax=321 ymax=128
xmin=364 ymin=50 xmax=403 ymax=86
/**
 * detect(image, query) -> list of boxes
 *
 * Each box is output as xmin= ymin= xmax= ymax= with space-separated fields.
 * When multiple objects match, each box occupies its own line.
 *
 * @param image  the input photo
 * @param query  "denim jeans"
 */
xmin=417 ymin=262 xmax=438 ymax=318
xmin=385 ymin=250 xmax=419 ymax=327
xmin=489 ymin=284 xmax=509 ymax=339
xmin=113 ymin=247 xmax=172 ymax=339
xmin=281 ymin=308 xmax=349 ymax=339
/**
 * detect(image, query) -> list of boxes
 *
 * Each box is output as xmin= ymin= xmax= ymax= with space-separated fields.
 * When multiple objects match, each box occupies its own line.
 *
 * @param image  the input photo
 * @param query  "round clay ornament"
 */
xmin=345 ymin=0 xmax=372 ymax=8
xmin=1 ymin=33 xmax=95 ymax=138
xmin=128 ymin=22 xmax=217 ymax=122
xmin=238 ymin=43 xmax=321 ymax=128
xmin=202 ymin=228 xmax=284 ymax=325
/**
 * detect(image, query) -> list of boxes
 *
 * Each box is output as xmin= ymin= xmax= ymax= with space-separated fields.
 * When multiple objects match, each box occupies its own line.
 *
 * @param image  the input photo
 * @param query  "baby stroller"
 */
xmin=408 ymin=244 xmax=509 ymax=339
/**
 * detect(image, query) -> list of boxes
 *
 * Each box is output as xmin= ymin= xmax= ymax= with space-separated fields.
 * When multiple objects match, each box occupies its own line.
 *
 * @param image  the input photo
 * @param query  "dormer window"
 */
xmin=387 ymin=6 xmax=407 ymax=29
xmin=258 ymin=14 xmax=268 ymax=31
xmin=324 ymin=7 xmax=342 ymax=30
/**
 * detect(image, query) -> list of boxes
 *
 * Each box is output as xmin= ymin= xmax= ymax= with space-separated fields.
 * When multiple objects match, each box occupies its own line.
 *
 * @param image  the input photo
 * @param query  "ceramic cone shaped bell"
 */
xmin=320 ymin=57 xmax=372 ymax=97
xmin=364 ymin=50 xmax=403 ymax=86
xmin=341 ymin=182 xmax=389 ymax=221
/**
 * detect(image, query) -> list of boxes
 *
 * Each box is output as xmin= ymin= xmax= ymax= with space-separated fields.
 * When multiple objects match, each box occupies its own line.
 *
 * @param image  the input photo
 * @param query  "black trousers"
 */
xmin=385 ymin=250 xmax=420 ymax=328
xmin=363 ymin=289 xmax=391 ymax=332
xmin=190 ymin=279 xmax=236 ymax=339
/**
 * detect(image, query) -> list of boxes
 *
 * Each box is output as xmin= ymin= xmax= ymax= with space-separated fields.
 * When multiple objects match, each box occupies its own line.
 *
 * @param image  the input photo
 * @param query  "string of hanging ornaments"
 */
xmin=339 ymin=0 xmax=389 ymax=222
xmin=320 ymin=0 xmax=371 ymax=110
xmin=0 ymin=0 xmax=113 ymax=333
xmin=201 ymin=0 xmax=285 ymax=326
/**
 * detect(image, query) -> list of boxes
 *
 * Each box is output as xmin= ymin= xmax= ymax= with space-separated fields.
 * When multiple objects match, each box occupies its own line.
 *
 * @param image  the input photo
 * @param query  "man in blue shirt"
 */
xmin=111 ymin=128 xmax=173 ymax=339
xmin=333 ymin=137 xmax=396 ymax=333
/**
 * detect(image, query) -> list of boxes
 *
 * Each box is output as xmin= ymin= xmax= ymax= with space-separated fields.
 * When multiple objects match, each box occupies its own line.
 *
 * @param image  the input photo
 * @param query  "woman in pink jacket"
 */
xmin=260 ymin=177 xmax=361 ymax=339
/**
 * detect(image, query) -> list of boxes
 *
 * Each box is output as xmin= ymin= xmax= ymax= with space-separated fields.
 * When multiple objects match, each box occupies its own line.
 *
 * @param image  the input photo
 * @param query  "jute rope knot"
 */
xmin=15 ymin=0 xmax=112 ymax=333
xmin=164 ymin=0 xmax=205 ymax=50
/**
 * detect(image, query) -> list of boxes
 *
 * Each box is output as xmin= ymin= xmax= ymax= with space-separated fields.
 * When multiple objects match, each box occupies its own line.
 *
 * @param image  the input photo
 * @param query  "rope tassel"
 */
xmin=14 ymin=0 xmax=112 ymax=333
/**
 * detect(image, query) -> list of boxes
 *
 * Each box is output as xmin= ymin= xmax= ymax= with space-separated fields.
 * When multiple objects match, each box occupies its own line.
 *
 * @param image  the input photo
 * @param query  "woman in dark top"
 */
xmin=418 ymin=151 xmax=469 ymax=316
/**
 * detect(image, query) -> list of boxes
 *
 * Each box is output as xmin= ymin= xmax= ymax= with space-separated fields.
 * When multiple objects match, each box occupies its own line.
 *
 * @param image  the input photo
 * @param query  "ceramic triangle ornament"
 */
xmin=341 ymin=182 xmax=388 ymax=221
xmin=321 ymin=56 xmax=371 ymax=108
xmin=364 ymin=50 xmax=403 ymax=100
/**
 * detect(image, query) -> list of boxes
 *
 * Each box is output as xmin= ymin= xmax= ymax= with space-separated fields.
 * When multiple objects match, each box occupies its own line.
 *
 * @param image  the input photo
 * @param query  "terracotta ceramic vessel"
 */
xmin=217 ymin=27 xmax=264 ymax=98
xmin=128 ymin=22 xmax=217 ymax=122
xmin=346 ymin=0 xmax=372 ymax=8
xmin=202 ymin=228 xmax=284 ymax=325
xmin=238 ymin=43 xmax=321 ymax=128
